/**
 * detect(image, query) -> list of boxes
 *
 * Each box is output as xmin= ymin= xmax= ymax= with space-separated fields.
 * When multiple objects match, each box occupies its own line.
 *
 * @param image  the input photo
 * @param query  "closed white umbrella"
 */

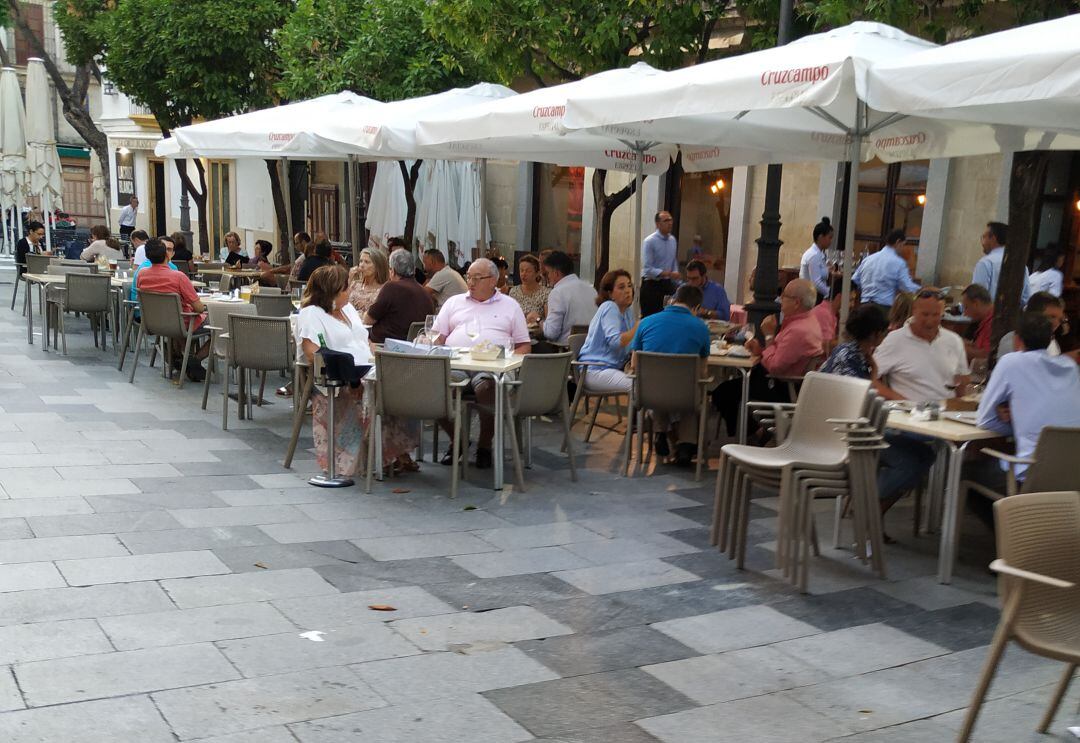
xmin=25 ymin=59 xmax=63 ymax=253
xmin=0 ymin=66 xmax=28 ymax=253
xmin=455 ymin=160 xmax=490 ymax=261
xmin=414 ymin=160 xmax=461 ymax=261
xmin=364 ymin=160 xmax=409 ymax=249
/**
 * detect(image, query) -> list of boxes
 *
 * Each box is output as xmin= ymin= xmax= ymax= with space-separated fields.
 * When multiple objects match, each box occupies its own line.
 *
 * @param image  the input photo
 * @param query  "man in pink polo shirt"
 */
xmin=434 ymin=258 xmax=531 ymax=469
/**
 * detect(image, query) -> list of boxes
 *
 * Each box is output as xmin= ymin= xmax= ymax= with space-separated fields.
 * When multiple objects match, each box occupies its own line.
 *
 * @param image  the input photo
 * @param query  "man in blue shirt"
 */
xmin=630 ymin=283 xmax=711 ymax=465
xmin=685 ymin=259 xmax=730 ymax=321
xmin=640 ymin=210 xmax=679 ymax=318
xmin=852 ymin=229 xmax=920 ymax=312
xmin=972 ymin=221 xmax=1030 ymax=306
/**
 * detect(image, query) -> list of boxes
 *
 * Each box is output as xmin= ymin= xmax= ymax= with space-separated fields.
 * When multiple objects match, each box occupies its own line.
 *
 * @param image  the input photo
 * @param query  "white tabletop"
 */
xmin=708 ymin=351 xmax=758 ymax=369
xmin=886 ymin=410 xmax=1002 ymax=443
xmin=450 ymin=350 xmax=524 ymax=374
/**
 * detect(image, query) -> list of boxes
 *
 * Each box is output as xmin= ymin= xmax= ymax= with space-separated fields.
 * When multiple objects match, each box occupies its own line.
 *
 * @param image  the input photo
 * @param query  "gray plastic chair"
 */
xmin=621 ymin=351 xmax=714 ymax=482
xmin=958 ymin=490 xmax=1080 ymax=742
xmin=9 ymin=254 xmax=25 ymax=311
xmin=368 ymin=351 xmax=467 ymax=498
xmin=501 ymin=352 xmax=577 ymax=490
xmin=25 ymin=254 xmax=53 ymax=275
xmin=255 ymin=286 xmax=282 ymax=295
xmin=567 ymin=332 xmax=626 ymax=442
xmin=45 ymin=273 xmax=111 ymax=355
xmin=200 ymin=301 xmax=258 ymax=416
xmin=129 ymin=291 xmax=200 ymax=388
xmin=218 ymin=315 xmax=292 ymax=430
xmin=252 ymin=293 xmax=295 ymax=317
xmin=963 ymin=426 xmax=1080 ymax=501
xmin=406 ymin=321 xmax=425 ymax=341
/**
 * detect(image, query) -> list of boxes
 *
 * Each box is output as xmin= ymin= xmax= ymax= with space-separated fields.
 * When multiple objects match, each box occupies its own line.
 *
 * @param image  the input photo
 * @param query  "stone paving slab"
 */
xmin=0 ymin=696 xmax=178 ymax=743
xmin=0 ymin=562 xmax=66 ymax=593
xmin=652 ymin=605 xmax=821 ymax=654
xmin=56 ymin=549 xmax=231 ymax=586
xmin=161 ymin=567 xmax=339 ymax=608
xmin=451 ymin=545 xmax=594 ymax=578
xmin=98 ymin=602 xmax=296 ymax=650
xmin=272 ymin=585 xmax=455 ymax=628
xmin=0 ymin=582 xmax=175 ymax=626
xmin=552 ymin=558 xmax=700 ymax=595
xmin=118 ymin=526 xmax=277 ymax=554
xmin=352 ymin=531 xmax=500 ymax=561
xmin=152 ymin=666 xmax=387 ymax=740
xmin=28 ymin=510 xmax=184 ymax=537
xmin=0 ymin=534 xmax=128 ymax=564
xmin=515 ymin=625 xmax=697 ymax=678
xmin=0 ymin=618 xmax=114 ymax=664
xmin=391 ymin=605 xmax=574 ymax=651
xmin=15 ymin=643 xmax=241 ymax=707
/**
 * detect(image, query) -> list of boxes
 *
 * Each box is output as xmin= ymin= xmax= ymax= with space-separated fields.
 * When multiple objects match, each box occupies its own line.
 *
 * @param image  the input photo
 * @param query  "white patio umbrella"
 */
xmin=562 ymin=22 xmax=1080 ymax=322
xmin=455 ymin=160 xmax=490 ymax=261
xmin=364 ymin=160 xmax=409 ymax=249
xmin=25 ymin=59 xmax=64 ymax=253
xmin=415 ymin=63 xmax=678 ymax=281
xmin=0 ymin=66 xmax=28 ymax=254
xmin=413 ymin=160 xmax=461 ymax=261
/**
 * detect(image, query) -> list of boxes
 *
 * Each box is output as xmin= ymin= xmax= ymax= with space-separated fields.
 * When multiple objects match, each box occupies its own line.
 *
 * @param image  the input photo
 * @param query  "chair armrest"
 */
xmin=203 ymin=324 xmax=222 ymax=332
xmin=571 ymin=360 xmax=607 ymax=368
xmin=827 ymin=417 xmax=871 ymax=425
xmin=990 ymin=559 xmax=1074 ymax=589
xmin=697 ymin=376 xmax=715 ymax=385
xmin=748 ymin=401 xmax=795 ymax=411
xmin=504 ymin=379 xmax=523 ymax=387
xmin=449 ymin=379 xmax=470 ymax=388
xmin=981 ymin=448 xmax=1035 ymax=466
xmin=181 ymin=311 xmax=199 ymax=317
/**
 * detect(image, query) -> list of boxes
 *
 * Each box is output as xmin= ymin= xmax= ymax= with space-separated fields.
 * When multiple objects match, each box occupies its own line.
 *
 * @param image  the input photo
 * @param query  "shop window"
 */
xmin=854 ymin=159 xmax=928 ymax=261
xmin=535 ymin=165 xmax=584 ymax=259
xmin=676 ymin=168 xmax=733 ymax=268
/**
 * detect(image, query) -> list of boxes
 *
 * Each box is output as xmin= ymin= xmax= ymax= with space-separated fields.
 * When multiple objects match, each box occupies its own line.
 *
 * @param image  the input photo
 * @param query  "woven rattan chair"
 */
xmin=129 ymin=291 xmax=200 ymax=388
xmin=200 ymin=302 xmax=258 ymax=416
xmin=367 ymin=351 xmax=467 ymax=497
xmin=25 ymin=253 xmax=53 ymax=275
xmin=501 ymin=352 xmax=577 ymax=490
xmin=958 ymin=490 xmax=1080 ymax=741
xmin=621 ymin=351 xmax=714 ymax=482
xmin=45 ymin=273 xmax=111 ymax=355
xmin=252 ymin=293 xmax=295 ymax=317
xmin=962 ymin=426 xmax=1080 ymax=502
xmin=217 ymin=314 xmax=292 ymax=430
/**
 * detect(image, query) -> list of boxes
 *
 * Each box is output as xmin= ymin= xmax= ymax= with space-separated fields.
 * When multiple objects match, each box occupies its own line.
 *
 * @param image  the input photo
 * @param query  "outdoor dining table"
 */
xmin=708 ymin=351 xmax=759 ymax=445
xmin=197 ymin=268 xmax=264 ymax=290
xmin=886 ymin=409 xmax=1001 ymax=584
xmin=368 ymin=347 xmax=524 ymax=491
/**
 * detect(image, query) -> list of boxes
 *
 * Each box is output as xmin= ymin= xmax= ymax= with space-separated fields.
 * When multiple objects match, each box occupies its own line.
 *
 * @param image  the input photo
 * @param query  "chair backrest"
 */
xmin=570 ymin=324 xmax=590 ymax=337
xmin=515 ymin=353 xmax=572 ymax=418
xmin=137 ymin=290 xmax=187 ymax=339
xmin=288 ymin=279 xmax=306 ymax=299
xmin=218 ymin=273 xmax=232 ymax=293
xmin=205 ymin=301 xmax=257 ymax=357
xmin=64 ymin=273 xmax=111 ymax=313
xmin=634 ymin=351 xmax=701 ymax=414
xmin=255 ymin=285 xmax=282 ymax=295
xmin=1021 ymin=427 xmax=1080 ymax=494
xmin=46 ymin=264 xmax=93 ymax=275
xmin=993 ymin=491 xmax=1080 ymax=645
xmin=567 ymin=333 xmax=587 ymax=360
xmin=374 ymin=350 xmax=453 ymax=420
xmin=785 ymin=372 xmax=872 ymax=458
xmin=252 ymin=293 xmax=295 ymax=317
xmin=406 ymin=321 xmax=425 ymax=341
xmin=172 ymin=260 xmax=190 ymax=275
xmin=116 ymin=260 xmax=132 ymax=272
xmin=275 ymin=274 xmax=291 ymax=292
xmin=228 ymin=314 xmax=292 ymax=371
xmin=25 ymin=254 xmax=52 ymax=274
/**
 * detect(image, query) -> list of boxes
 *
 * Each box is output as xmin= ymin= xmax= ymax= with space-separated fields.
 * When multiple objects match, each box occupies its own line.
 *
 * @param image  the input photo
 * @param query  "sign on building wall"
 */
xmin=115 ymin=149 xmax=135 ymax=205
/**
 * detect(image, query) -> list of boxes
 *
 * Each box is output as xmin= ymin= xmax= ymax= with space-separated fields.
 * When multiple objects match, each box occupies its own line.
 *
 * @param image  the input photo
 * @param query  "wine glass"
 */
xmin=424 ymin=314 xmax=437 ymax=338
xmin=465 ymin=319 xmax=480 ymax=344
xmin=742 ymin=322 xmax=756 ymax=343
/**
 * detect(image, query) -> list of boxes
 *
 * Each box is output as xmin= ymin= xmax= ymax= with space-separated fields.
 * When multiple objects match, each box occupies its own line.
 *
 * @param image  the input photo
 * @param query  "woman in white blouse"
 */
xmin=295 ymin=264 xmax=417 ymax=477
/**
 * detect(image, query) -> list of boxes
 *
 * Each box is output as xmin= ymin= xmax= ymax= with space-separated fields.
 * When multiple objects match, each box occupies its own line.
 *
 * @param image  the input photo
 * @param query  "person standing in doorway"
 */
xmin=800 ymin=217 xmax=833 ymax=299
xmin=118 ymin=196 xmax=138 ymax=239
xmin=972 ymin=221 xmax=1030 ymax=306
xmin=640 ymin=210 xmax=679 ymax=317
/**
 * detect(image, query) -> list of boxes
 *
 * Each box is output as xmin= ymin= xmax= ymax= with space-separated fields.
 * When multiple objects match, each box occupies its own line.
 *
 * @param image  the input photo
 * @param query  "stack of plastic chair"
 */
xmin=710 ymin=372 xmax=871 ymax=590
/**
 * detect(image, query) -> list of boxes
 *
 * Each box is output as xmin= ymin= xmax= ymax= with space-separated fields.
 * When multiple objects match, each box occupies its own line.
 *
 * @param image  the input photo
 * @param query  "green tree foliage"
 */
xmin=426 ymin=0 xmax=729 ymax=86
xmin=278 ymin=0 xmax=492 ymax=102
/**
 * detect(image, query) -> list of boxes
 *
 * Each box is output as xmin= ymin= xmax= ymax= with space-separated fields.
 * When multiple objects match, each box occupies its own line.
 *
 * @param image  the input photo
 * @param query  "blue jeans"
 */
xmin=878 ymin=433 xmax=936 ymax=504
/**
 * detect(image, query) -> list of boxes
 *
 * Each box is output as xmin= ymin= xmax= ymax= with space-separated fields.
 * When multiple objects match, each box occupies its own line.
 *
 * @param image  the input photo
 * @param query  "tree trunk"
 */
xmin=7 ymin=0 xmax=112 ymax=211
xmin=398 ymin=159 xmax=422 ymax=249
xmin=990 ymin=150 xmax=1050 ymax=365
xmin=590 ymin=168 xmax=638 ymax=289
xmin=266 ymin=159 xmax=292 ymax=261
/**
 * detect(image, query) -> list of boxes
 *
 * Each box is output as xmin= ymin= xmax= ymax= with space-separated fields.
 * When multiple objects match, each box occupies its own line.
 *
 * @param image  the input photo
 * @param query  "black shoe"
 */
xmin=674 ymin=443 xmax=695 ymax=468
xmin=474 ymin=447 xmax=493 ymax=469
xmin=185 ymin=363 xmax=206 ymax=383
xmin=440 ymin=443 xmax=467 ymax=466
xmin=653 ymin=432 xmax=670 ymax=458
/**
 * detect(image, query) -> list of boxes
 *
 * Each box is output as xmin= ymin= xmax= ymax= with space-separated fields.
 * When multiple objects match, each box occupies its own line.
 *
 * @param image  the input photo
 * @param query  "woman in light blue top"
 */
xmin=577 ymin=269 xmax=638 ymax=393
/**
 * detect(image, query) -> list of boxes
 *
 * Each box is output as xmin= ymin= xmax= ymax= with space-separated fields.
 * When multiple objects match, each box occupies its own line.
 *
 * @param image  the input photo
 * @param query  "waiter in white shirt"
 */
xmin=799 ymin=216 xmax=834 ymax=299
xmin=118 ymin=196 xmax=139 ymax=239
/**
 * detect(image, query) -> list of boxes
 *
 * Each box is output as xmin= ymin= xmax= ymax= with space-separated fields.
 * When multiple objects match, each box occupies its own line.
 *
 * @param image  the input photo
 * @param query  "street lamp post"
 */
xmin=179 ymin=160 xmax=194 ymax=255
xmin=746 ymin=0 xmax=795 ymax=326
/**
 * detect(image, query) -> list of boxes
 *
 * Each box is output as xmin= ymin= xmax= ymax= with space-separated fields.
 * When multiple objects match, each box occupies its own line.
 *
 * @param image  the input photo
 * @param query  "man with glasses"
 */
xmin=432 ymin=258 xmax=531 ymax=469
xmin=640 ymin=211 xmax=680 ymax=317
xmin=873 ymin=288 xmax=969 ymax=402
xmin=684 ymin=259 xmax=730 ymax=321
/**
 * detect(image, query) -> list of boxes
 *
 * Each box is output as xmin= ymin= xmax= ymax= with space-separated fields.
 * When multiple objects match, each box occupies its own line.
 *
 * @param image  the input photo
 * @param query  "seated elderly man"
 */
xmin=960 ymin=283 xmax=994 ymax=361
xmin=530 ymin=250 xmax=596 ymax=346
xmin=629 ymin=283 xmax=712 ymax=466
xmin=135 ymin=238 xmax=208 ymax=382
xmin=714 ymin=279 xmax=824 ymax=438
xmin=809 ymin=274 xmax=859 ymax=352
xmin=365 ymin=249 xmax=433 ymax=343
xmin=968 ymin=312 xmax=1080 ymax=494
xmin=433 ymin=257 xmax=531 ymax=469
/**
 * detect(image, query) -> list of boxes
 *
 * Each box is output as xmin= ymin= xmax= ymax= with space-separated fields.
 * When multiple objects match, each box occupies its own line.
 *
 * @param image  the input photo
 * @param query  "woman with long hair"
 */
xmin=576 ymin=269 xmax=638 ymax=394
xmin=509 ymin=254 xmax=550 ymax=320
xmin=347 ymin=248 xmax=389 ymax=315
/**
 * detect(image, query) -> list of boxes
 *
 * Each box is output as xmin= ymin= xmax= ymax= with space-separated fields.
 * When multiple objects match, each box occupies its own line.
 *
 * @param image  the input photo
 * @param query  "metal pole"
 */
xmin=477 ymin=158 xmax=487 ymax=260
xmin=43 ymin=192 xmax=52 ymax=253
xmin=348 ymin=155 xmax=360 ymax=264
xmin=746 ymin=0 xmax=795 ymax=327
xmin=178 ymin=159 xmax=194 ymax=257
xmin=280 ymin=158 xmax=293 ymax=258
xmin=839 ymin=102 xmax=864 ymax=330
xmin=632 ymin=144 xmax=645 ymax=298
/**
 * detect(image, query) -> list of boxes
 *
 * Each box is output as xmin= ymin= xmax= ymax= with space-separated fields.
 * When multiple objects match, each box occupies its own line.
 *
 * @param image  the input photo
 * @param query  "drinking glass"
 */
xmin=424 ymin=314 xmax=437 ymax=337
xmin=742 ymin=322 xmax=756 ymax=343
xmin=466 ymin=319 xmax=480 ymax=343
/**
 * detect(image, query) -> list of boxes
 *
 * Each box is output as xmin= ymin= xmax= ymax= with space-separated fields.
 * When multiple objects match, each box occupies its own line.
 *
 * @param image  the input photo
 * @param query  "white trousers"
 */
xmin=583 ymin=367 xmax=632 ymax=394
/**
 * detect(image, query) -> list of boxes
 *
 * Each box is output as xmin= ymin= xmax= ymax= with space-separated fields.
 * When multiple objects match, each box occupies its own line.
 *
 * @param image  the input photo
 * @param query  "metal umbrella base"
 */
xmin=309 ymin=379 xmax=354 ymax=488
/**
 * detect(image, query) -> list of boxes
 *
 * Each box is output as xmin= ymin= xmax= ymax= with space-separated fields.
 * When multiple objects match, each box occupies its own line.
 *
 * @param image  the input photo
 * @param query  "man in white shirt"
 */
xmin=532 ymin=250 xmax=596 ymax=346
xmin=118 ymin=196 xmax=138 ymax=239
xmin=873 ymin=288 xmax=970 ymax=402
xmin=799 ymin=217 xmax=833 ymax=298
xmin=422 ymin=248 xmax=467 ymax=310
xmin=971 ymin=221 xmax=1030 ymax=306
xmin=129 ymin=230 xmax=150 ymax=265
xmin=996 ymin=291 xmax=1065 ymax=360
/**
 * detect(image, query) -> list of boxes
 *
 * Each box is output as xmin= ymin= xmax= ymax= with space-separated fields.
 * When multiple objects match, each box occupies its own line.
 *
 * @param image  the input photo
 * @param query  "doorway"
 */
xmin=148 ymin=160 xmax=167 ymax=237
